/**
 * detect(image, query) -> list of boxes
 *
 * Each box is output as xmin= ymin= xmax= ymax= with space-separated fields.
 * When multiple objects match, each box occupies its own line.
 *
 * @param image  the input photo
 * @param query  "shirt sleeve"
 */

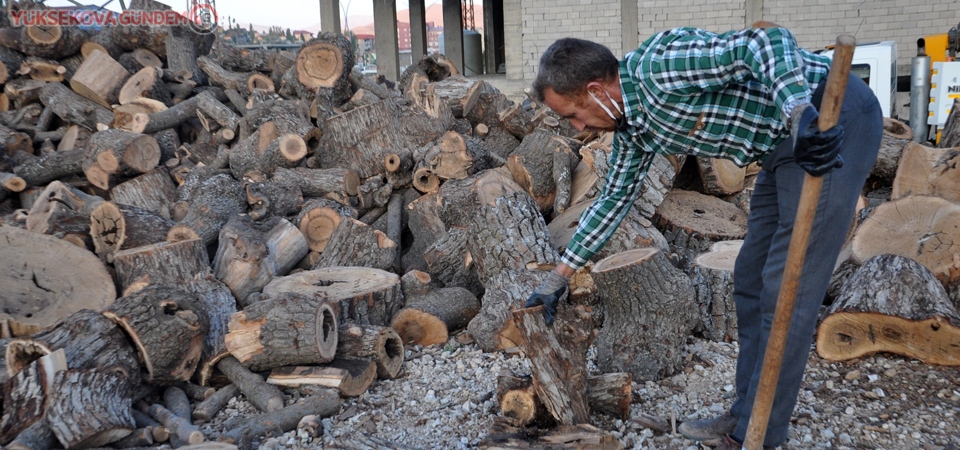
xmin=640 ymin=27 xmax=814 ymax=120
xmin=560 ymin=133 xmax=656 ymax=269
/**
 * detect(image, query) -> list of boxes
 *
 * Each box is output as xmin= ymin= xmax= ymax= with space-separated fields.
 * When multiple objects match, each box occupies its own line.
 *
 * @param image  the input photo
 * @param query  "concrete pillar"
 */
xmin=374 ymin=0 xmax=400 ymax=81
xmin=503 ymin=0 xmax=522 ymax=80
xmin=620 ymin=0 xmax=638 ymax=56
xmin=319 ymin=0 xmax=340 ymax=34
xmin=442 ymin=0 xmax=463 ymax=73
xmin=745 ymin=0 xmax=763 ymax=28
xmin=410 ymin=0 xmax=428 ymax=61
xmin=483 ymin=0 xmax=497 ymax=74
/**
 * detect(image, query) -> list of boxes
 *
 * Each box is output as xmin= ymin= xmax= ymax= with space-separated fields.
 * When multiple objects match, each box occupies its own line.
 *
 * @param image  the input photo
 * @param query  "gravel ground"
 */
xmin=200 ymin=331 xmax=960 ymax=450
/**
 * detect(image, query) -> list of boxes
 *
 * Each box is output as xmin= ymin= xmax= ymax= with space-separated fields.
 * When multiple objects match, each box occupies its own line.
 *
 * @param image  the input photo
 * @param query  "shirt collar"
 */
xmin=617 ymin=57 xmax=646 ymax=133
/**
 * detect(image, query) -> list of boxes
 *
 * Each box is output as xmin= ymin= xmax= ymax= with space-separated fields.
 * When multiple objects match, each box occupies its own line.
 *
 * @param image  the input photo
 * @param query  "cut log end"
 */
xmin=592 ymin=247 xmax=660 ymax=272
xmin=817 ymin=313 xmax=960 ymax=365
xmin=167 ymin=225 xmax=201 ymax=243
xmin=299 ymin=207 xmax=343 ymax=253
xmin=247 ymin=73 xmax=275 ymax=93
xmin=413 ymin=168 xmax=440 ymax=193
xmin=391 ymin=309 xmax=448 ymax=346
xmin=296 ymin=42 xmax=345 ymax=89
xmin=278 ymin=134 xmax=308 ymax=161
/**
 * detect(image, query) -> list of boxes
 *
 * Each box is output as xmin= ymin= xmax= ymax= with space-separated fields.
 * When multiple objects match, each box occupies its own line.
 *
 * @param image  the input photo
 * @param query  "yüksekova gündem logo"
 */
xmin=7 ymin=1 xmax=218 ymax=35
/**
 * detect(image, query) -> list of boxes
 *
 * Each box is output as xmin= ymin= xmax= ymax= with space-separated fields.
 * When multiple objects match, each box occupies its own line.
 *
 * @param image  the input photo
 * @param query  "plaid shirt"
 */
xmin=561 ymin=27 xmax=831 ymax=269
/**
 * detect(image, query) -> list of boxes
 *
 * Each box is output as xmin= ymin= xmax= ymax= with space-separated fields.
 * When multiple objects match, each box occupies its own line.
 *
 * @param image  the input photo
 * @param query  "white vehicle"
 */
xmin=822 ymin=41 xmax=898 ymax=118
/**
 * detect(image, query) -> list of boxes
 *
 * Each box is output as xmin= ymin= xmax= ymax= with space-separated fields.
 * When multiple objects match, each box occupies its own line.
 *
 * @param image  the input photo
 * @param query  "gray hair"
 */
xmin=532 ymin=38 xmax=619 ymax=102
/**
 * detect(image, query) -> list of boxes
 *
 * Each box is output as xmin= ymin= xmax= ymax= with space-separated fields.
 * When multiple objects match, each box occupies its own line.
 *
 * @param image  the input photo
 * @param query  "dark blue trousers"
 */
xmin=728 ymin=74 xmax=883 ymax=447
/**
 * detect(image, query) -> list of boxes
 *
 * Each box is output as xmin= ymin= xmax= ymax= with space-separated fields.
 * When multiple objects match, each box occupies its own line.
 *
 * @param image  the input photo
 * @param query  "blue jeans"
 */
xmin=728 ymin=74 xmax=883 ymax=447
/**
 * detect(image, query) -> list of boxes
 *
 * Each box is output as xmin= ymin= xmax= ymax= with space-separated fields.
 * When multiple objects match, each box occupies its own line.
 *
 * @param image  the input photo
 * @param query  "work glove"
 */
xmin=523 ymin=271 xmax=569 ymax=326
xmin=789 ymin=103 xmax=845 ymax=176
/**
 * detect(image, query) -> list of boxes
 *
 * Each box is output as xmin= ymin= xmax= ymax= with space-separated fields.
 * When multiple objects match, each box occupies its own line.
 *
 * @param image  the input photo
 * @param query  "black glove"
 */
xmin=790 ymin=103 xmax=845 ymax=176
xmin=523 ymin=271 xmax=569 ymax=326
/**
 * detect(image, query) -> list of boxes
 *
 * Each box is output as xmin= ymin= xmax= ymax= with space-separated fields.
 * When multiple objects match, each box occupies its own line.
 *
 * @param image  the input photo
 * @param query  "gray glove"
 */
xmin=523 ymin=271 xmax=569 ymax=326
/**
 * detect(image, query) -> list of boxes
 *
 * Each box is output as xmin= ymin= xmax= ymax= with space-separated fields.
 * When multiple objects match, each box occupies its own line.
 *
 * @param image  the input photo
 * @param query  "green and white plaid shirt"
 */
xmin=562 ymin=27 xmax=831 ymax=269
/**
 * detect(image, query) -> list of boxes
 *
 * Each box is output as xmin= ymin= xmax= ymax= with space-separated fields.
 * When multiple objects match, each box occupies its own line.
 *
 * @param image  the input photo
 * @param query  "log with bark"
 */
xmin=109 ymin=167 xmax=177 ymax=218
xmin=404 ymin=72 xmax=456 ymax=131
xmin=312 ymin=218 xmax=398 ymax=272
xmin=0 ymin=351 xmax=66 ymax=444
xmin=116 ymin=48 xmax=163 ymax=74
xmin=431 ymin=76 xmax=484 ymax=118
xmin=591 ymin=247 xmax=699 ymax=381
xmin=817 ymin=254 xmax=960 ymax=366
xmin=548 ymin=200 xmax=669 ymax=263
xmin=467 ymin=269 xmax=558 ymax=352
xmin=423 ymin=228 xmax=483 ymax=296
xmin=25 ymin=180 xmax=103 ymax=236
xmin=260 ymin=268 xmax=403 ymax=327
xmin=196 ymin=56 xmax=272 ymax=96
xmin=193 ymin=384 xmax=239 ymax=423
xmin=45 ymin=369 xmax=136 ymax=449
xmin=190 ymin=273 xmax=238 ymax=387
xmin=217 ymin=390 xmax=342 ymax=445
xmin=112 ymin=238 xmax=209 ymax=296
xmin=434 ymin=166 xmax=522 ymax=229
xmin=507 ymin=130 xmax=579 ymax=212
xmin=0 ymin=227 xmax=115 ymax=338
xmin=890 ymin=142 xmax=960 ymax=202
xmin=81 ymin=129 xmax=161 ymax=190
xmin=90 ymin=201 xmax=176 ymax=263
xmin=496 ymin=371 xmax=632 ymax=427
xmin=938 ymin=98 xmax=960 ymax=149
xmin=166 ymin=173 xmax=246 ymax=245
xmin=69 ymin=49 xmax=130 ymax=107
xmin=653 ymin=189 xmax=748 ymax=264
xmin=390 ymin=285 xmax=480 ymax=346
xmin=417 ymin=131 xmax=494 ymax=181
xmin=165 ymin=35 xmax=205 ymax=86
xmin=870 ymin=117 xmax=913 ymax=183
xmin=690 ymin=241 xmax=741 ymax=342
xmin=695 ymin=157 xmax=745 ymax=196
xmin=17 ymin=58 xmax=65 ymax=82
xmin=118 ymin=67 xmax=171 ymax=106
xmin=139 ymin=403 xmax=203 ymax=446
xmin=294 ymin=198 xmax=358 ymax=255
xmin=39 ymin=82 xmax=114 ymax=130
xmin=335 ymin=322 xmax=404 ymax=380
xmin=0 ymin=20 xmax=84 ymax=60
xmin=215 ymin=356 xmax=284 ymax=413
xmin=266 ymin=358 xmax=376 ymax=397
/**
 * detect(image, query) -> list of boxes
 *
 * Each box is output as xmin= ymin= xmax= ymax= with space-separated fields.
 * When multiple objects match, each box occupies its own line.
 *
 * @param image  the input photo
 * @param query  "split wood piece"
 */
xmin=467 ymin=191 xmax=558 ymax=285
xmin=498 ymin=103 xmax=536 ymax=139
xmin=69 ymin=49 xmax=129 ymax=107
xmin=165 ymin=35 xmax=205 ymax=86
xmin=226 ymin=292 xmax=338 ymax=372
xmin=0 ymin=93 xmax=8 ymax=112
xmin=295 ymin=34 xmax=353 ymax=91
xmin=468 ymin=269 xmax=556 ymax=352
xmin=142 ymin=403 xmax=204 ymax=446
xmin=295 ymin=198 xmax=359 ymax=253
xmin=435 ymin=166 xmax=523 ymax=229
xmin=18 ymin=58 xmax=65 ymax=82
xmin=391 ymin=287 xmax=480 ymax=346
xmin=216 ymin=356 xmax=285 ymax=412
xmin=6 ymin=421 xmax=58 ymax=450
xmin=90 ymin=201 xmax=175 ymax=263
xmin=82 ymin=129 xmax=161 ymax=191
xmin=45 ymin=369 xmax=135 ymax=449
xmin=870 ymin=117 xmax=913 ymax=183
xmin=420 ymin=131 xmax=493 ymax=181
xmin=5 ymin=310 xmax=140 ymax=385
xmin=591 ymin=248 xmax=699 ymax=381
xmin=423 ymin=228 xmax=483 ymax=296
xmin=196 ymin=91 xmax=239 ymax=136
xmin=0 ymin=351 xmax=66 ymax=444
xmin=851 ymin=196 xmax=960 ymax=286
xmin=112 ymin=428 xmax=154 ymax=449
xmin=654 ymin=189 xmax=748 ymax=260
xmin=0 ymin=227 xmax=115 ymax=337
xmin=116 ymin=48 xmax=163 ymax=73
xmin=399 ymin=54 xmax=457 ymax=95
xmin=24 ymin=180 xmax=102 ymax=235
xmin=131 ymin=410 xmax=169 ymax=443
xmin=891 ymin=142 xmax=960 ymax=202
xmin=404 ymin=72 xmax=456 ymax=130
xmin=465 ymin=82 xmax=510 ymax=129
xmin=193 ymin=384 xmax=240 ymax=423
xmin=244 ymin=175 xmax=304 ymax=221
xmin=478 ymin=418 xmax=621 ymax=450
xmin=166 ymin=173 xmax=246 ymax=246
xmin=102 ymin=285 xmax=208 ymax=384
xmin=696 ymin=157 xmax=746 ymax=196
xmin=403 ymin=194 xmax=447 ymax=271
xmin=0 ymin=21 xmax=84 ymax=60
xmin=110 ymin=168 xmax=177 ymax=219
xmin=217 ymin=389 xmax=342 ymax=445
xmin=261 ymin=267 xmax=403 ymax=327
xmin=177 ymin=382 xmax=215 ymax=401
xmin=38 ymin=82 xmax=113 ymax=131
xmin=549 ymin=200 xmax=669 ymax=263
xmin=691 ymin=242 xmax=742 ymax=343
xmin=213 ymin=215 xmax=309 ymax=305
xmin=507 ymin=130 xmax=579 ymax=211
xmin=118 ymin=67 xmax=171 ymax=106
xmin=138 ymin=89 xmax=229 ymax=135
xmin=512 ymin=304 xmax=595 ymax=425
xmin=336 ymin=323 xmax=404 ymax=380
xmin=497 ymin=372 xmax=633 ymax=427
xmin=349 ymin=66 xmax=397 ymax=100
xmin=211 ymin=41 xmax=271 ymax=73
xmin=190 ymin=274 xmax=238 ymax=387
xmin=267 ymin=358 xmax=376 ymax=397
xmin=318 ymin=97 xmax=447 ymax=179
xmin=431 ymin=76 xmax=484 ymax=118
xmin=938 ymin=98 xmax=960 ymax=148
xmin=197 ymin=56 xmax=272 ymax=96
xmin=312 ymin=218 xmax=398 ymax=272
xmin=112 ymin=238 xmax=209 ymax=296
xmin=818 ymin=254 xmax=960 ymax=366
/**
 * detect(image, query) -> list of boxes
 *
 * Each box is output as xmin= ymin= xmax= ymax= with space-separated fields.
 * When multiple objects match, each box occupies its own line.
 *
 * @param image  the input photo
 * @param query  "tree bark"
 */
xmin=112 ymin=238 xmax=209 ymax=296
xmin=215 ymin=356 xmax=284 ymax=413
xmin=6 ymin=421 xmax=58 ymax=450
xmin=497 ymin=372 xmax=632 ymax=427
xmin=24 ymin=180 xmax=103 ymax=236
xmin=82 ymin=129 xmax=161 ymax=191
xmin=467 ymin=269 xmax=556 ymax=352
xmin=109 ymin=168 xmax=177 ymax=219
xmin=418 ymin=131 xmax=493 ymax=181
xmin=45 ymin=369 xmax=135 ymax=449
xmin=190 ymin=274 xmax=238 ymax=388
xmin=140 ymin=403 xmax=203 ymax=446
xmin=39 ymin=82 xmax=113 ymax=131
xmin=261 ymin=268 xmax=403 ymax=327
xmin=167 ymin=173 xmax=246 ymax=246
xmin=266 ymin=358 xmax=376 ymax=397
xmin=691 ymin=242 xmax=741 ymax=342
xmin=165 ymin=35 xmax=204 ymax=86
xmin=431 ymin=76 xmax=484 ymax=118
xmin=90 ymin=201 xmax=175 ymax=263
xmin=870 ymin=117 xmax=913 ymax=183
xmin=938 ymin=98 xmax=960 ymax=149
xmin=335 ymin=323 xmax=404 ymax=380
xmin=423 ymin=228 xmax=483 ymax=296
xmin=312 ymin=218 xmax=398 ymax=272
xmin=507 ymin=130 xmax=579 ymax=212
xmin=390 ymin=287 xmax=480 ymax=346
xmin=0 ymin=351 xmax=66 ymax=444
xmin=274 ymin=167 xmax=359 ymax=205
xmin=891 ymin=142 xmax=960 ymax=202
xmin=401 ymin=192 xmax=445 ymax=273
xmin=217 ymin=390 xmax=342 ymax=445
xmin=0 ymin=22 xmax=84 ymax=60
xmin=192 ymin=384 xmax=239 ymax=423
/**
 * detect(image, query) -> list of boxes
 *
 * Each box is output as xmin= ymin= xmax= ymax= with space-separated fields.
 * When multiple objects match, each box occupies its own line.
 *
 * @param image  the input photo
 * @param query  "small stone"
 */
xmin=863 ymin=391 xmax=879 ymax=400
xmin=821 ymin=428 xmax=836 ymax=439
xmin=839 ymin=433 xmax=853 ymax=444
xmin=874 ymin=388 xmax=885 ymax=398
xmin=867 ymin=374 xmax=879 ymax=382
xmin=825 ymin=380 xmax=835 ymax=390
xmin=844 ymin=406 xmax=854 ymax=415
xmin=461 ymin=437 xmax=469 ymax=444
xmin=845 ymin=370 xmax=861 ymax=381
xmin=724 ymin=384 xmax=734 ymax=392
xmin=884 ymin=368 xmax=897 ymax=377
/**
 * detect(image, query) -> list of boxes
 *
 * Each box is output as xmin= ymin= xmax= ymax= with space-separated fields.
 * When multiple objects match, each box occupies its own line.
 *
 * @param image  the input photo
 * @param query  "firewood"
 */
xmin=196 ymin=93 xmax=239 ymax=136
xmin=431 ymin=76 xmax=484 ymax=119
xmin=507 ymin=129 xmax=579 ymax=211
xmin=38 ymin=82 xmax=113 ymax=131
xmin=190 ymin=274 xmax=238 ymax=388
xmin=418 ymin=130 xmax=493 ymax=181
xmin=336 ymin=323 xmax=404 ymax=380
xmin=138 ymin=89 xmax=228 ymax=135
xmin=244 ymin=175 xmax=304 ymax=220
xmin=118 ymin=67 xmax=171 ymax=106
xmin=592 ymin=248 xmax=699 ymax=381
xmin=404 ymin=72 xmax=456 ymax=130
xmin=498 ymin=103 xmax=535 ymax=139
xmin=818 ymin=254 xmax=960 ymax=365
xmin=0 ymin=122 xmax=32 ymax=156
xmin=0 ymin=22 xmax=84 ymax=60
xmin=226 ymin=292 xmax=338 ymax=372
xmin=401 ymin=192 xmax=445 ymax=272
xmin=0 ymin=172 xmax=25 ymax=193
xmin=17 ymin=57 xmax=65 ymax=82
xmin=193 ymin=384 xmax=239 ymax=423
xmin=210 ymin=41 xmax=271 ymax=73
xmin=891 ymin=142 xmax=960 ymax=202
xmin=551 ymin=201 xmax=668 ymax=266
xmin=167 ymin=173 xmax=245 ymax=245
xmin=197 ymin=56 xmax=272 ymax=96
xmin=938 ymin=98 xmax=960 ymax=148
xmin=467 ymin=191 xmax=558 ymax=284
xmin=391 ymin=286 xmax=480 ymax=346
xmin=81 ymin=34 xmax=122 ymax=60
xmin=870 ymin=117 xmax=913 ymax=183
xmin=110 ymin=168 xmax=176 ymax=218
xmin=216 ymin=356 xmax=284 ymax=413
xmin=465 ymin=82 xmax=510 ymax=129
xmin=81 ymin=129 xmax=161 ymax=190
xmin=654 ymin=189 xmax=748 ymax=261
xmin=176 ymin=382 xmax=215 ymax=401
xmin=213 ymin=216 xmax=308 ymax=304
xmin=479 ymin=418 xmax=620 ymax=449
xmin=117 ymin=49 xmax=164 ymax=75
xmin=0 ymin=93 xmax=8 ymax=112
xmin=163 ymin=386 xmax=192 ymax=423
xmin=103 ymin=285 xmax=208 ymax=384
xmin=0 ymin=227 xmax=115 ymax=337
xmin=512 ymin=304 xmax=595 ymax=425
xmin=217 ymin=390 xmax=342 ymax=445
xmin=261 ymin=267 xmax=403 ymax=327
xmin=312 ymin=218 xmax=398 ymax=272
xmin=398 ymin=54 xmax=456 ymax=96
xmin=0 ymin=46 xmax=24 ymax=84
xmin=294 ymin=34 xmax=354 ymax=92
xmin=6 ymin=421 xmax=58 ymax=450
xmin=349 ymin=66 xmax=397 ymax=100
xmin=467 ymin=269 xmax=558 ymax=352
xmin=691 ymin=241 xmax=741 ymax=342
xmin=112 ymin=238 xmax=209 ymax=296
xmin=166 ymin=80 xmax=197 ymax=104
xmin=695 ymin=157 xmax=745 ymax=196
xmin=69 ymin=49 xmax=130 ymax=107
xmin=341 ymin=88 xmax=379 ymax=111
xmin=90 ymin=201 xmax=175 ymax=263
xmin=0 ymin=351 xmax=66 ymax=444
xmin=294 ymin=198 xmax=358 ymax=253
xmin=112 ymin=428 xmax=154 ymax=449
xmin=355 ymin=175 xmax=392 ymax=209
xmin=552 ymin=144 xmax=575 ymax=213
xmin=141 ymin=403 xmax=203 ymax=445
xmin=165 ymin=35 xmax=204 ymax=86
xmin=497 ymin=371 xmax=632 ymax=427
xmin=131 ymin=410 xmax=168 ymax=443
xmin=46 ymin=369 xmax=136 ymax=449
xmin=267 ymin=358 xmax=377 ymax=397
xmin=423 ymin=228 xmax=483 ymax=296
xmin=412 ymin=167 xmax=439 ymax=193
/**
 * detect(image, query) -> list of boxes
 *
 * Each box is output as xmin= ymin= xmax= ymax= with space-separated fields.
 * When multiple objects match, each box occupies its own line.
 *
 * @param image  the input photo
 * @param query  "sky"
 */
xmin=43 ymin=0 xmax=450 ymax=32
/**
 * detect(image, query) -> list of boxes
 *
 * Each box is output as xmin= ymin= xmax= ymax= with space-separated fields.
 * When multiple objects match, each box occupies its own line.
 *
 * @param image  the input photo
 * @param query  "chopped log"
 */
xmin=24 ymin=180 xmax=102 ymax=235
xmin=586 ymin=142 xmax=679 ymax=220
xmin=431 ymin=76 xmax=484 ymax=118
xmin=244 ymin=174 xmax=304 ymax=221
xmin=512 ymin=304 xmax=595 ymax=425
xmin=197 ymin=56 xmax=270 ymax=96
xmin=891 ymin=142 xmax=960 ymax=202
xmin=0 ymin=172 xmax=25 ymax=196
xmin=433 ymin=166 xmax=522 ymax=229
xmin=213 ymin=216 xmax=308 ymax=304
xmin=938 ymin=98 xmax=960 ymax=148
xmin=0 ymin=46 xmax=25 ymax=84
xmin=312 ymin=218 xmax=397 ymax=272
xmin=138 ymin=90 xmax=229 ymax=135
xmin=497 ymin=372 xmax=632 ymax=427
xmin=217 ymin=390 xmax=342 ymax=445
xmin=211 ymin=41 xmax=271 ymax=73
xmin=335 ymin=323 xmax=404 ymax=380
xmin=17 ymin=58 xmax=65 ymax=82
xmin=404 ymin=72 xmax=456 ymax=130
xmin=591 ymin=248 xmax=699 ymax=381
xmin=0 ymin=227 xmax=115 ymax=337
xmin=398 ymin=54 xmax=456 ymax=95
xmin=465 ymin=82 xmax=509 ymax=129
xmin=225 ymin=292 xmax=338 ymax=372
xmin=696 ymin=157 xmax=746 ymax=195
xmin=870 ymin=117 xmax=913 ymax=183
xmin=549 ymin=200 xmax=668 ymax=263
xmin=45 ymin=369 xmax=135 ymax=449
xmin=193 ymin=384 xmax=239 ymax=423
xmin=468 ymin=269 xmax=556 ymax=352
xmin=90 ymin=201 xmax=175 ymax=263
xmin=166 ymin=80 xmax=197 ymax=104
xmin=467 ymin=191 xmax=558 ymax=285
xmin=190 ymin=273 xmax=238 ymax=387
xmin=143 ymin=403 xmax=203 ymax=445
xmin=0 ymin=351 xmax=66 ymax=444
xmin=0 ymin=123 xmax=32 ymax=156
xmin=478 ymin=418 xmax=620 ymax=449
xmin=818 ymin=254 xmax=960 ymax=365
xmin=163 ymin=386 xmax=192 ymax=423
xmin=390 ymin=287 xmax=480 ymax=346
xmin=261 ymin=268 xmax=403 ymax=327
xmin=295 ymin=198 xmax=358 ymax=253
xmin=109 ymin=168 xmax=176 ymax=218
xmin=118 ymin=67 xmax=171 ymax=106
xmin=412 ymin=167 xmax=440 ymax=193
xmin=112 ymin=428 xmax=154 ymax=449
xmin=4 ymin=78 xmax=45 ymax=111
xmin=82 ymin=129 xmax=161 ymax=190
xmin=690 ymin=242 xmax=741 ymax=342
xmin=215 ymin=355 xmax=285 ymax=412
xmin=117 ymin=48 xmax=163 ymax=73
xmin=587 ymin=372 xmax=633 ymax=420
xmin=295 ymin=34 xmax=353 ymax=91
xmin=112 ymin=238 xmax=209 ymax=296
xmin=507 ymin=130 xmax=579 ymax=211
xmin=423 ymin=228 xmax=483 ymax=296
xmin=176 ymin=382 xmax=215 ymax=401
xmin=0 ymin=22 xmax=84 ymax=60
xmin=38 ymin=82 xmax=113 ymax=130
xmin=266 ymin=358 xmax=376 ymax=397
xmin=196 ymin=92 xmax=239 ymax=134
xmin=349 ymin=66 xmax=397 ymax=99
xmin=102 ymin=285 xmax=207 ymax=383
xmin=131 ymin=410 xmax=168 ymax=443
xmin=69 ymin=50 xmax=130 ymax=107
xmin=498 ymin=103 xmax=536 ymax=139
xmin=654 ymin=189 xmax=748 ymax=261
xmin=165 ymin=35 xmax=204 ymax=86
xmin=167 ymin=173 xmax=246 ymax=246
xmin=0 ymin=93 xmax=8 ymax=112
xmin=257 ymin=134 xmax=307 ymax=174
xmin=6 ymin=421 xmax=58 ymax=450
xmin=419 ymin=130 xmax=493 ymax=181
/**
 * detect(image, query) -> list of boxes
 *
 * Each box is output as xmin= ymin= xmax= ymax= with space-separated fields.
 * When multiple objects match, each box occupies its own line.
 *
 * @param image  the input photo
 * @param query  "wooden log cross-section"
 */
xmin=890 ymin=142 xmax=960 ymax=203
xmin=266 ymin=358 xmax=377 ymax=397
xmin=654 ymin=189 xmax=748 ymax=263
xmin=90 ymin=201 xmax=176 ymax=263
xmin=336 ymin=322 xmax=404 ymax=380
xmin=112 ymin=238 xmax=210 ymax=296
xmin=497 ymin=371 xmax=632 ymax=427
xmin=390 ymin=285 xmax=480 ymax=346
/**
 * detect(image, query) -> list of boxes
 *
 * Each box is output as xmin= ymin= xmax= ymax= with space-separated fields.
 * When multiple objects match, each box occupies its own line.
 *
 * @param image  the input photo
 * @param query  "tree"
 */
xmin=286 ymin=28 xmax=293 ymax=42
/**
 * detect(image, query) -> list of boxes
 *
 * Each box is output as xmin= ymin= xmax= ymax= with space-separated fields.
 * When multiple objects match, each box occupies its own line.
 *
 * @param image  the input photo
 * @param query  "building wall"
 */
xmin=517 ymin=0 xmax=623 ymax=80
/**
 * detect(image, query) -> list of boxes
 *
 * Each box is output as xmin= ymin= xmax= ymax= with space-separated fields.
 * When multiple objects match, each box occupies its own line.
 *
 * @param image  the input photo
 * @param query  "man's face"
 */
xmin=542 ymin=87 xmax=618 ymax=133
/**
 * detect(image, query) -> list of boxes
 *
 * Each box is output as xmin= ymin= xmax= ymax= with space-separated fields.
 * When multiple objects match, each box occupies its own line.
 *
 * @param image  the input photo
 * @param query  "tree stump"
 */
xmin=467 ymin=269 xmax=555 ymax=352
xmin=591 ymin=248 xmax=699 ymax=381
xmin=817 ymin=254 xmax=960 ymax=366
xmin=654 ymin=189 xmax=748 ymax=263
xmin=0 ymin=227 xmax=115 ymax=337
xmin=225 ymin=292 xmax=338 ymax=373
xmin=102 ymin=285 xmax=208 ymax=384
xmin=548 ymin=200 xmax=669 ymax=263
xmin=112 ymin=238 xmax=209 ymax=296
xmin=166 ymin=173 xmax=246 ymax=246
xmin=335 ymin=323 xmax=404 ymax=380
xmin=891 ymin=142 xmax=960 ymax=202
xmin=390 ymin=287 xmax=480 ymax=346
xmin=696 ymin=157 xmax=745 ymax=195
xmin=213 ymin=216 xmax=308 ymax=305
xmin=691 ymin=242 xmax=741 ymax=342
xmin=312 ymin=218 xmax=397 ymax=272
xmin=266 ymin=358 xmax=376 ymax=397
xmin=45 ymin=369 xmax=135 ymax=449
xmin=90 ymin=201 xmax=175 ymax=263
xmin=109 ymin=168 xmax=177 ymax=219
xmin=260 ymin=268 xmax=403 ymax=327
